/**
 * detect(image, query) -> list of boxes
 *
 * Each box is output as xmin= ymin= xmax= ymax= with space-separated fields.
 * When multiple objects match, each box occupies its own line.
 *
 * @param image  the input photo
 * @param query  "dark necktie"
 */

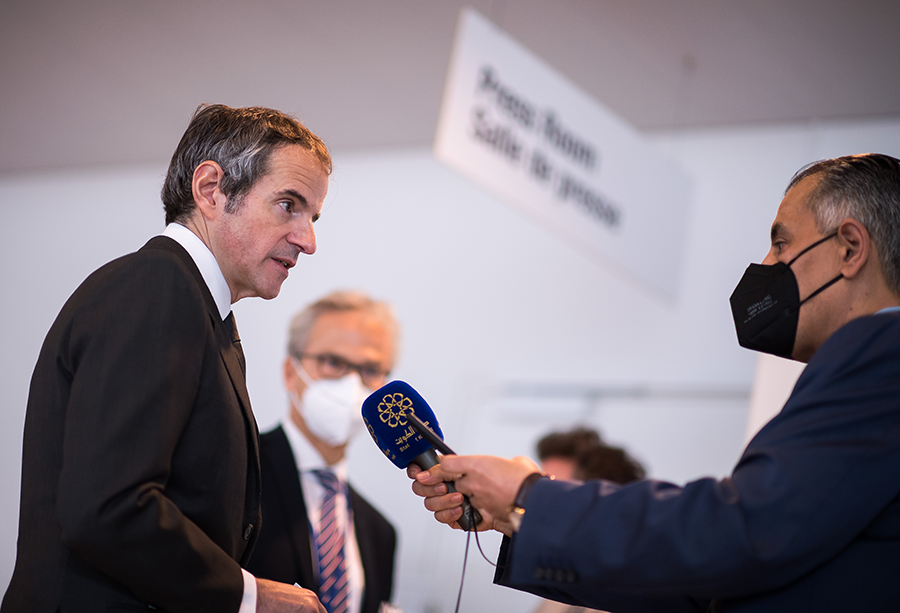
xmin=226 ymin=312 xmax=246 ymax=377
xmin=312 ymin=469 xmax=349 ymax=613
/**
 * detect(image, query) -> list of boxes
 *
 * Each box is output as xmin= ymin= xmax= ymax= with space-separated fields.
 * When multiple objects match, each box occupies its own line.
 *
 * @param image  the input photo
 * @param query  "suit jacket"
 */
xmin=246 ymin=426 xmax=396 ymax=613
xmin=496 ymin=311 xmax=900 ymax=612
xmin=2 ymin=236 xmax=261 ymax=613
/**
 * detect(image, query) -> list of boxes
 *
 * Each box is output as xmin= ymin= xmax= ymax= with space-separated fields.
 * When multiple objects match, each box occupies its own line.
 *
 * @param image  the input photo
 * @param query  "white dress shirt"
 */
xmin=283 ymin=415 xmax=366 ymax=613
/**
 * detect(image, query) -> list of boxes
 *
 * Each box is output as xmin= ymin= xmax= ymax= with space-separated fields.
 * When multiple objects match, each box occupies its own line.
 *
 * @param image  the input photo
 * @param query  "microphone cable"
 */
xmin=452 ymin=519 xmax=498 ymax=613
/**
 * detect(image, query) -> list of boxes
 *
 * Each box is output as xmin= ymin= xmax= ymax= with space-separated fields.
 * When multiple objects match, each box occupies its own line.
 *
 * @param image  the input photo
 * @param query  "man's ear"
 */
xmin=284 ymin=356 xmax=305 ymax=393
xmin=191 ymin=160 xmax=227 ymax=220
xmin=836 ymin=217 xmax=870 ymax=280
xmin=283 ymin=356 xmax=295 ymax=389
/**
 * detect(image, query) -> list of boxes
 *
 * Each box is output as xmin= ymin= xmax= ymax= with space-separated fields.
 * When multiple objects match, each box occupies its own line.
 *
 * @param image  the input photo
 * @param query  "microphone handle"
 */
xmin=412 ymin=449 xmax=482 ymax=531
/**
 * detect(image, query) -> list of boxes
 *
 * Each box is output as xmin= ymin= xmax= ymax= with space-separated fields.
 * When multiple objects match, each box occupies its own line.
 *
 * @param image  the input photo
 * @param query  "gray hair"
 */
xmin=287 ymin=291 xmax=399 ymax=367
xmin=787 ymin=153 xmax=900 ymax=295
xmin=161 ymin=104 xmax=332 ymax=225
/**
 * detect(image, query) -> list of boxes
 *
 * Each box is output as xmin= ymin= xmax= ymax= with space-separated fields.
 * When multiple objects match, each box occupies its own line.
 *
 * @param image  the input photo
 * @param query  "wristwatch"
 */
xmin=508 ymin=471 xmax=549 ymax=532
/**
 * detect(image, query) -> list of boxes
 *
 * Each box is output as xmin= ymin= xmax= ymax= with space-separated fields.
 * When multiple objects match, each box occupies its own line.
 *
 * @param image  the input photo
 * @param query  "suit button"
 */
xmin=243 ymin=524 xmax=254 ymax=540
xmin=565 ymin=570 xmax=577 ymax=583
xmin=533 ymin=567 xmax=545 ymax=580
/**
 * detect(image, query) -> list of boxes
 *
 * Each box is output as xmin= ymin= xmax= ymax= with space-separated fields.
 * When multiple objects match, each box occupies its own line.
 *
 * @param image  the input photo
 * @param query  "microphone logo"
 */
xmin=361 ymin=381 xmax=446 ymax=468
xmin=377 ymin=392 xmax=414 ymax=428
xmin=363 ymin=392 xmax=418 ymax=462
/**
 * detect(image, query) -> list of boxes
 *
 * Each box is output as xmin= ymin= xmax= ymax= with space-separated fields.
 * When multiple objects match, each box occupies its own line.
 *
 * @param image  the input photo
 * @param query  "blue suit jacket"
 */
xmin=496 ymin=311 xmax=900 ymax=612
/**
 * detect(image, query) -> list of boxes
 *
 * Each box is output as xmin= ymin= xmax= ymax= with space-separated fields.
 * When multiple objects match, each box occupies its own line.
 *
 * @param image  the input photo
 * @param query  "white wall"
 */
xmin=2 ymin=116 xmax=900 ymax=612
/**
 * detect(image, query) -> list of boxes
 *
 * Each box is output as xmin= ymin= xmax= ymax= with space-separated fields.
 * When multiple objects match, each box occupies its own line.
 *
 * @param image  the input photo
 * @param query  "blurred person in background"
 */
xmin=533 ymin=427 xmax=645 ymax=613
xmin=247 ymin=291 xmax=399 ymax=613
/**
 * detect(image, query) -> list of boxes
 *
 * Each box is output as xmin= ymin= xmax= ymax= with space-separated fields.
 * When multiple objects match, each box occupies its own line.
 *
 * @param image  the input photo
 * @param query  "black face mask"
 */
xmin=729 ymin=233 xmax=842 ymax=359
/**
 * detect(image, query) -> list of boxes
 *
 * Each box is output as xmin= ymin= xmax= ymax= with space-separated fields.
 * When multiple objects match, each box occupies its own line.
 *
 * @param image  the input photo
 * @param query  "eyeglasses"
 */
xmin=298 ymin=353 xmax=391 ymax=389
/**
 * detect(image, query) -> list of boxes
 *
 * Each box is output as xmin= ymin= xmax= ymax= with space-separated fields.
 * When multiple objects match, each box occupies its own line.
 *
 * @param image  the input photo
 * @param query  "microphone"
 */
xmin=361 ymin=380 xmax=482 ymax=531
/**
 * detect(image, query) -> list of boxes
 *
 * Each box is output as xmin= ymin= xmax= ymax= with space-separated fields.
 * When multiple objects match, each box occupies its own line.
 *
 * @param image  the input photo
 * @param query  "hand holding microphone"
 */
xmin=410 ymin=455 xmax=540 ymax=536
xmin=361 ymin=381 xmax=483 ymax=531
xmin=362 ymin=381 xmax=541 ymax=534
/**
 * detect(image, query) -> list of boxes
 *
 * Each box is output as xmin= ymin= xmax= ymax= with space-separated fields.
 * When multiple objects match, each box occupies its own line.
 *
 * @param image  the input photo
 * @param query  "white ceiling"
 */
xmin=2 ymin=0 xmax=899 ymax=175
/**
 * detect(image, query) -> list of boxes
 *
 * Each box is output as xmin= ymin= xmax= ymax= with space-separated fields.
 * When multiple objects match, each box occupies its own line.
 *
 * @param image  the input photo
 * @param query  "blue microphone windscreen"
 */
xmin=361 ymin=380 xmax=445 ymax=469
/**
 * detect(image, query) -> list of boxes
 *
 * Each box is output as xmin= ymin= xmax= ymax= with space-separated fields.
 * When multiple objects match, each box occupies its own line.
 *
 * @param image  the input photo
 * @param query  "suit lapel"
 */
xmin=142 ymin=236 xmax=257 ymax=430
xmin=141 ymin=236 xmax=262 ymax=557
xmin=349 ymin=486 xmax=380 ymax=613
xmin=216 ymin=311 xmax=262 ymax=565
xmin=266 ymin=427 xmax=318 ymax=591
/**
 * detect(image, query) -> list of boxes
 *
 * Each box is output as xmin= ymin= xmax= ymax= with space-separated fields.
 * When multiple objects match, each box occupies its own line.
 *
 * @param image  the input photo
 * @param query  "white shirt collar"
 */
xmin=877 ymin=305 xmax=900 ymax=314
xmin=282 ymin=412 xmax=360 ymax=613
xmin=282 ymin=412 xmax=349 ymax=481
xmin=161 ymin=223 xmax=232 ymax=321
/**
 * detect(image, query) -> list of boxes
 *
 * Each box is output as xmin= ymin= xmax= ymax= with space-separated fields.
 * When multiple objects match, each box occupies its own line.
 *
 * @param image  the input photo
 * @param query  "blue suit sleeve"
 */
xmin=498 ymin=314 xmax=900 ymax=603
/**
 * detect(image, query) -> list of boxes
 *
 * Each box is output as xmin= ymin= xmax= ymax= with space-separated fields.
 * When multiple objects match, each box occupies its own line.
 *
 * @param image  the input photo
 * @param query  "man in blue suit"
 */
xmin=410 ymin=153 xmax=900 ymax=611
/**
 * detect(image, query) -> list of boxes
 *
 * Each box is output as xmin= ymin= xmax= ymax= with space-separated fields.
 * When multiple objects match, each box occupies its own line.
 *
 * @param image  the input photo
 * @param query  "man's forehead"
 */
xmin=306 ymin=313 xmax=396 ymax=368
xmin=770 ymin=204 xmax=798 ymax=241
xmin=771 ymin=178 xmax=818 ymax=237
xmin=266 ymin=145 xmax=329 ymax=198
xmin=310 ymin=311 xmax=392 ymax=345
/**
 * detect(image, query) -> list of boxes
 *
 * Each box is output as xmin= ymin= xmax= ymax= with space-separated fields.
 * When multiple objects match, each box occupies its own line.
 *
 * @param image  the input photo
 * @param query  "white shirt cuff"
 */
xmin=240 ymin=568 xmax=258 ymax=613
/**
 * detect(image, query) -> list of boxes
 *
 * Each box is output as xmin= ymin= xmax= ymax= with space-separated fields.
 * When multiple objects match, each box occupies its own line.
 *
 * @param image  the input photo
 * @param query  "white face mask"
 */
xmin=289 ymin=359 xmax=368 ymax=446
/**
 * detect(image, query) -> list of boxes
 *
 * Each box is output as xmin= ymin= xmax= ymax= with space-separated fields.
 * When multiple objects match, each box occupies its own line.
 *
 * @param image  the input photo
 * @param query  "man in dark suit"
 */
xmin=410 ymin=154 xmax=900 ymax=611
xmin=247 ymin=291 xmax=398 ymax=613
xmin=3 ymin=104 xmax=333 ymax=613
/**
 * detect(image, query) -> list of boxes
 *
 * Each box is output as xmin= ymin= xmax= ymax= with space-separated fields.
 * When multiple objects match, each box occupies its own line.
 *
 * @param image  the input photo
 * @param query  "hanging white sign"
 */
xmin=434 ymin=7 xmax=692 ymax=299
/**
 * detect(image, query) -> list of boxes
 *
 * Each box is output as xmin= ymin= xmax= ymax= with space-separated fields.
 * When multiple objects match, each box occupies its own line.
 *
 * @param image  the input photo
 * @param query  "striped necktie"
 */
xmin=312 ymin=469 xmax=349 ymax=613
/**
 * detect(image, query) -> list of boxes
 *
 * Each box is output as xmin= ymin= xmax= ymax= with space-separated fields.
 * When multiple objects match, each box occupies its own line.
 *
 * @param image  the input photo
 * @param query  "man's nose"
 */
xmin=290 ymin=220 xmax=317 ymax=255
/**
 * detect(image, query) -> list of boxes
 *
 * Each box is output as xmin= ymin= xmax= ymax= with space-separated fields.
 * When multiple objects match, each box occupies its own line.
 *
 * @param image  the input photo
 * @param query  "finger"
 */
xmin=414 ymin=465 xmax=453 ymax=485
xmin=490 ymin=517 xmax=513 ymax=537
xmin=411 ymin=480 xmax=449 ymax=498
xmin=422 ymin=491 xmax=464 ymax=513
xmin=434 ymin=505 xmax=464 ymax=528
xmin=407 ymin=464 xmax=422 ymax=479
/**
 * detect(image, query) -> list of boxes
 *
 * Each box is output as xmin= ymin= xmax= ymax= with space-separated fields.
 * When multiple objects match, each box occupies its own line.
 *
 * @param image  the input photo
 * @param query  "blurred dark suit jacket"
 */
xmin=247 ymin=426 xmax=396 ymax=613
